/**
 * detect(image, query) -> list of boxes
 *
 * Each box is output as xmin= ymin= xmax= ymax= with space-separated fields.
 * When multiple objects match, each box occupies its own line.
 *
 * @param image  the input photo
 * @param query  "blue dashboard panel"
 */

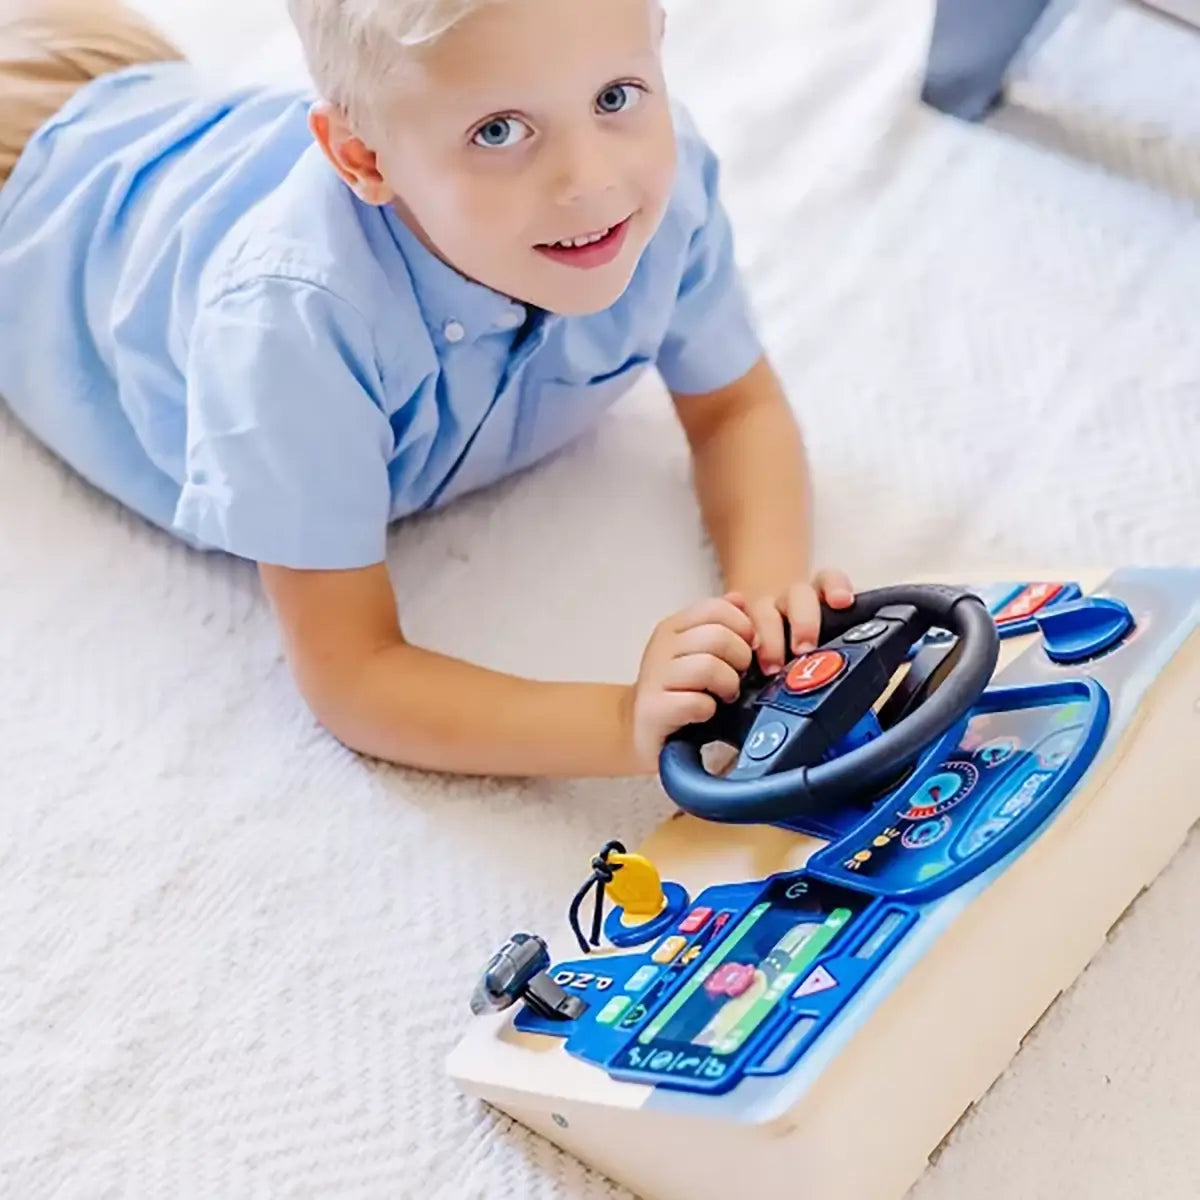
xmin=805 ymin=680 xmax=1109 ymax=902
xmin=513 ymin=570 xmax=1200 ymax=1103
xmin=514 ymin=679 xmax=1106 ymax=1094
xmin=517 ymin=875 xmax=916 ymax=1095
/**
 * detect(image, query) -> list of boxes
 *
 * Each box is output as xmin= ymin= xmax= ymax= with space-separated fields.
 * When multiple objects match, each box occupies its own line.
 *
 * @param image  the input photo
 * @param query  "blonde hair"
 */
xmin=286 ymin=0 xmax=497 ymax=130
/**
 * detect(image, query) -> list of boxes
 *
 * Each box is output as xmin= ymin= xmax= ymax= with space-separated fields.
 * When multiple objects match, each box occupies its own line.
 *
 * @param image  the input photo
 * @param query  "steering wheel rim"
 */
xmin=658 ymin=585 xmax=999 ymax=825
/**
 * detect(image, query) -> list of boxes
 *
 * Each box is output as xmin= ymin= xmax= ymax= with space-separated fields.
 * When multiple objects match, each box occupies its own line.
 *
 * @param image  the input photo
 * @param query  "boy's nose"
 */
xmin=549 ymin=131 xmax=618 ymax=206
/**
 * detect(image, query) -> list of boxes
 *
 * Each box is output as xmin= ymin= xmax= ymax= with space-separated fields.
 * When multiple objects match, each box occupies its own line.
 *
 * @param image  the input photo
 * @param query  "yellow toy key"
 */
xmin=605 ymin=852 xmax=666 ymax=922
xmin=567 ymin=840 xmax=683 ymax=954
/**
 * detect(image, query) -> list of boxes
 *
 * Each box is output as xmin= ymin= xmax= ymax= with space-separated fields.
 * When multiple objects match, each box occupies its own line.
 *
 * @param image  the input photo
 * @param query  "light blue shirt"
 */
xmin=0 ymin=63 xmax=763 ymax=568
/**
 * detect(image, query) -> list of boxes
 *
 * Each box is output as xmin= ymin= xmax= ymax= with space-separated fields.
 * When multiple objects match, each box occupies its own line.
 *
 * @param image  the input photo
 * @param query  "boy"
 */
xmin=0 ymin=0 xmax=853 ymax=779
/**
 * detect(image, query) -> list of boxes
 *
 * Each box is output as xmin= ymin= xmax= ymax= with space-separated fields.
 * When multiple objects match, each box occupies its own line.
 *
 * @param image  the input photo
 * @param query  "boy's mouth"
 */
xmin=534 ymin=217 xmax=631 ymax=269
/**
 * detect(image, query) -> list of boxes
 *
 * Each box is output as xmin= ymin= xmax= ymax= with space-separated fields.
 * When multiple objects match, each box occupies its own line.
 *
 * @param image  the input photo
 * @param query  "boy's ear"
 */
xmin=308 ymin=102 xmax=396 ymax=206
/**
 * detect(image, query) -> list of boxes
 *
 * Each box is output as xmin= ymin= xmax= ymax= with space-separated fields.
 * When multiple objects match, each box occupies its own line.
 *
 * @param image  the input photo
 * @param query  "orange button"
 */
xmin=784 ymin=649 xmax=847 ymax=695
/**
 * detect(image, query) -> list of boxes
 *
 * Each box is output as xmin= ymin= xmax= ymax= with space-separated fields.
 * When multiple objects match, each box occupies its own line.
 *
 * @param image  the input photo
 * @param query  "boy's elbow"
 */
xmin=283 ymin=642 xmax=385 ymax=757
xmin=306 ymin=692 xmax=378 ymax=760
xmin=288 ymin=643 xmax=445 ymax=768
xmin=257 ymin=561 xmax=421 ymax=761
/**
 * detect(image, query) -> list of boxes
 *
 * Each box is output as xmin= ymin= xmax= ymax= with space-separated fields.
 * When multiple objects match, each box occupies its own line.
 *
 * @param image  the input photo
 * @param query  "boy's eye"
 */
xmin=472 ymin=117 xmax=532 ymax=148
xmin=595 ymin=83 xmax=643 ymax=115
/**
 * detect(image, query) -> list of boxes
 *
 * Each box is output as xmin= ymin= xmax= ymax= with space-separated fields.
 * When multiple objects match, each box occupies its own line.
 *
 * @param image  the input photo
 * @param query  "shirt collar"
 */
xmin=381 ymin=204 xmax=531 ymax=346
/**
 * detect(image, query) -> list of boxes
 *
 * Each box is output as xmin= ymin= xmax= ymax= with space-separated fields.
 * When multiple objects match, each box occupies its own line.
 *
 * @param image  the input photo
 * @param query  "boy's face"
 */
xmin=316 ymin=0 xmax=677 ymax=316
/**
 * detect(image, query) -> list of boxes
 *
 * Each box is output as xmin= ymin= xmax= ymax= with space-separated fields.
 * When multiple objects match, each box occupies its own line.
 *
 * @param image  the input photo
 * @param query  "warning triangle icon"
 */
xmin=793 ymin=965 xmax=838 ymax=998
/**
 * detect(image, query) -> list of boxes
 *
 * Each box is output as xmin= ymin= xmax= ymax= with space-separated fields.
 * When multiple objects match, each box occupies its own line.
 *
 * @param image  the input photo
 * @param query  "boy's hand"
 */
xmin=629 ymin=594 xmax=758 ymax=769
xmin=745 ymin=569 xmax=856 ymax=675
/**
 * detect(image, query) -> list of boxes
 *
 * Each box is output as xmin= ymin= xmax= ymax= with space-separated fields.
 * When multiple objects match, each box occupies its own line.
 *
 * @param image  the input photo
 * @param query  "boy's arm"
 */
xmin=672 ymin=356 xmax=853 ymax=673
xmin=654 ymin=122 xmax=853 ymax=667
xmin=259 ymin=563 xmax=757 ymax=778
xmin=674 ymin=356 xmax=813 ymax=601
xmin=260 ymin=562 xmax=639 ymax=777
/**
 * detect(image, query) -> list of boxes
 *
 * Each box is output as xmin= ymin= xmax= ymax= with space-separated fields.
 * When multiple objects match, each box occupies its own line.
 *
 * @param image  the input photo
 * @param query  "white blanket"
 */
xmin=4 ymin=1 xmax=1199 ymax=1196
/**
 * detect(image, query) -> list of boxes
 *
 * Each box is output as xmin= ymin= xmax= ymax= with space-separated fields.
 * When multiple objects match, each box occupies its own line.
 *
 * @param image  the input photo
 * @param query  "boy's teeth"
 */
xmin=552 ymin=226 xmax=612 ymax=249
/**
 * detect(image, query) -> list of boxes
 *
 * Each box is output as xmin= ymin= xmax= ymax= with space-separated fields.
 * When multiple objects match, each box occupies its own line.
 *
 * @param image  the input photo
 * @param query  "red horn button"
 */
xmin=784 ymin=649 xmax=847 ymax=695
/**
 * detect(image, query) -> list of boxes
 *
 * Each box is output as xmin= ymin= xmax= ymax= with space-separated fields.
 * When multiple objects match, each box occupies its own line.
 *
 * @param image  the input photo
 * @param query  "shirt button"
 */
xmin=497 ymin=310 xmax=523 ymax=330
xmin=444 ymin=320 xmax=465 ymax=343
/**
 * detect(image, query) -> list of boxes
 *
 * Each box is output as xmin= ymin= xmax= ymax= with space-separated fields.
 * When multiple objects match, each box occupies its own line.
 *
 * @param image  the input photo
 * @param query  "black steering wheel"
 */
xmin=658 ymin=585 xmax=999 ymax=825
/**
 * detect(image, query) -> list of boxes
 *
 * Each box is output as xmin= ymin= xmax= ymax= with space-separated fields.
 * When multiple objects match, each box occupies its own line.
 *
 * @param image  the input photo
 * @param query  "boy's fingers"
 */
xmin=749 ymin=597 xmax=787 ymax=673
xmin=664 ymin=654 xmax=742 ymax=703
xmin=814 ymin=567 xmax=854 ymax=607
xmin=674 ymin=623 xmax=754 ymax=672
xmin=661 ymin=690 xmax=718 ymax=730
xmin=786 ymin=584 xmax=822 ymax=654
xmin=673 ymin=596 xmax=756 ymax=644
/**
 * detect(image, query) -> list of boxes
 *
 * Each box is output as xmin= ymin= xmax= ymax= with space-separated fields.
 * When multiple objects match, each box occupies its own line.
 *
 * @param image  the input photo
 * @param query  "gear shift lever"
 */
xmin=470 ymin=932 xmax=587 ymax=1021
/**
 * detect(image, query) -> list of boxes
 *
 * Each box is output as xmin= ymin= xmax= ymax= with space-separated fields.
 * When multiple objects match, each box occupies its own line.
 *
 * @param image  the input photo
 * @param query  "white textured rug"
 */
xmin=3 ymin=1 xmax=1200 ymax=1197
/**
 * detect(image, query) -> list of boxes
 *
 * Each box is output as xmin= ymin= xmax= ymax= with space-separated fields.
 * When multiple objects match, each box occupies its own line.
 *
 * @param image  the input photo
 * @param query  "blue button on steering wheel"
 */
xmin=658 ymin=585 xmax=1000 ymax=825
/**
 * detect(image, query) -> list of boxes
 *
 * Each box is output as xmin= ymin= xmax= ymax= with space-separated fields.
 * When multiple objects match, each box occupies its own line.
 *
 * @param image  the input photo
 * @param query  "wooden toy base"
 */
xmin=448 ymin=570 xmax=1200 ymax=1200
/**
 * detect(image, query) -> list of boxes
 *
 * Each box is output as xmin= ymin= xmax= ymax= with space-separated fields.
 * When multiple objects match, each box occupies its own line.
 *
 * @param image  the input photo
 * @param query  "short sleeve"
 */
xmin=655 ymin=130 xmax=764 ymax=396
xmin=174 ymin=276 xmax=395 ymax=569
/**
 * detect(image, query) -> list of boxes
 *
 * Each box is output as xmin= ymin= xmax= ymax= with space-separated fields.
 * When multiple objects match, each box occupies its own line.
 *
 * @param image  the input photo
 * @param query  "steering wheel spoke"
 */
xmin=858 ymin=604 xmax=930 ymax=673
xmin=726 ymin=709 xmax=830 ymax=780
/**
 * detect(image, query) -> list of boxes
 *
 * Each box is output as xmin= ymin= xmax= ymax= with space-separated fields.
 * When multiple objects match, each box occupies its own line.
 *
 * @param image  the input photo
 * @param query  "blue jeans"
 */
xmin=922 ymin=0 xmax=1056 ymax=119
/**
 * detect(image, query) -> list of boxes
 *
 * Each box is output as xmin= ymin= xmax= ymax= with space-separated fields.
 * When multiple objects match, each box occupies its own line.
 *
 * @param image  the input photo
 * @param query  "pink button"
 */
xmin=679 ymin=907 xmax=712 ymax=935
